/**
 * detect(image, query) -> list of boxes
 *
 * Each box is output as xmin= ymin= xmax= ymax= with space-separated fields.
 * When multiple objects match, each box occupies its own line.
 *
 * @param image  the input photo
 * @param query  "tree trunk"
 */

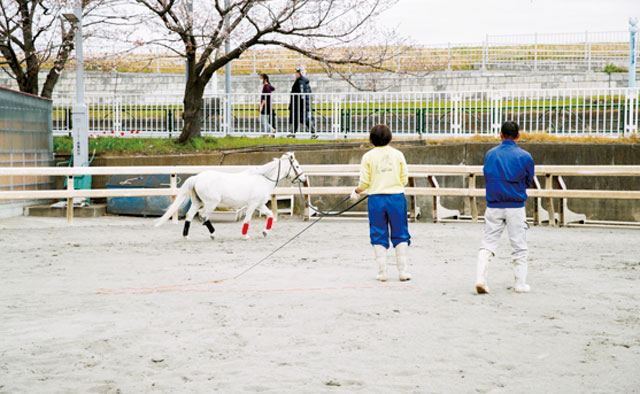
xmin=41 ymin=30 xmax=76 ymax=99
xmin=178 ymin=80 xmax=206 ymax=143
xmin=40 ymin=67 xmax=61 ymax=99
xmin=17 ymin=69 xmax=39 ymax=96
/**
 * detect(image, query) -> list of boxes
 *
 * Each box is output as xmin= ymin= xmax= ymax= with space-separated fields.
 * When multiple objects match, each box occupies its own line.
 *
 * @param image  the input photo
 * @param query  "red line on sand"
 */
xmin=96 ymin=283 xmax=422 ymax=296
xmin=96 ymin=278 xmax=229 ymax=294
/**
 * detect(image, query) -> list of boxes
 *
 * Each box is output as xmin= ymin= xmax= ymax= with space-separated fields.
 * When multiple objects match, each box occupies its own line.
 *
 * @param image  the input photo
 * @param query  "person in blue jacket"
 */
xmin=476 ymin=121 xmax=535 ymax=294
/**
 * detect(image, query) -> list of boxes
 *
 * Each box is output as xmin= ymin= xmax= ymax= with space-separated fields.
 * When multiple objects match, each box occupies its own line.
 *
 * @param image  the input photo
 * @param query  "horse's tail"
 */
xmin=154 ymin=176 xmax=197 ymax=227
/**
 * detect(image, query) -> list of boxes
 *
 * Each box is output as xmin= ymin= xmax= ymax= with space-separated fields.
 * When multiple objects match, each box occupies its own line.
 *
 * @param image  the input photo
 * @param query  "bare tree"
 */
xmin=0 ymin=0 xmax=131 ymax=98
xmin=131 ymin=0 xmax=403 ymax=143
xmin=321 ymin=45 xmax=440 ymax=92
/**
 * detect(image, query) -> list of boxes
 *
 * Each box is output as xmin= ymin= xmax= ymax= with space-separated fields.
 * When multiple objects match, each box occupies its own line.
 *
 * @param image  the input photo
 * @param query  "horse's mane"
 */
xmin=249 ymin=158 xmax=281 ymax=176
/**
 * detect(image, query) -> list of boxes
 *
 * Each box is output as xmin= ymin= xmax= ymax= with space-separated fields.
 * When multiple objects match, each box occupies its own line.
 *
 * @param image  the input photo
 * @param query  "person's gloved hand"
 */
xmin=350 ymin=189 xmax=359 ymax=201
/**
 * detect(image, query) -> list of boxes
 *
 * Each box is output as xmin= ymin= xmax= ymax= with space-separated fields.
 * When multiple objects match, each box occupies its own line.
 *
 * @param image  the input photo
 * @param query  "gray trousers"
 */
xmin=261 ymin=114 xmax=275 ymax=133
xmin=480 ymin=206 xmax=528 ymax=265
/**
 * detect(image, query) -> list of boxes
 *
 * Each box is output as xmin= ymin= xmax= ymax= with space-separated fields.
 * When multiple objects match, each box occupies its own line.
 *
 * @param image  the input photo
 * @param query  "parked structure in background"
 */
xmin=0 ymin=87 xmax=54 ymax=218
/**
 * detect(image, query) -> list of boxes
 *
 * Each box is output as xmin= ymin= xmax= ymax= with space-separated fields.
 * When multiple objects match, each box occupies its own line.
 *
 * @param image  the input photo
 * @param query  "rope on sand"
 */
xmin=97 ymin=284 xmax=421 ymax=296
xmin=97 ymin=194 xmax=370 ymax=295
xmin=232 ymin=193 xmax=368 ymax=280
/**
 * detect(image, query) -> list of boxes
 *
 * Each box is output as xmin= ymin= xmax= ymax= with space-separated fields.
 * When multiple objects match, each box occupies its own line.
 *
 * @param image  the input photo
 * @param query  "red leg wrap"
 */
xmin=266 ymin=217 xmax=273 ymax=230
xmin=242 ymin=223 xmax=249 ymax=235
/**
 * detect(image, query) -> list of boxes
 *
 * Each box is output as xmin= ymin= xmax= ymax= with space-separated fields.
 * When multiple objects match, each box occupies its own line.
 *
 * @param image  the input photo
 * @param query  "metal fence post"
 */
xmin=482 ymin=35 xmax=488 ymax=70
xmin=490 ymin=93 xmax=503 ymax=135
xmin=113 ymin=95 xmax=122 ymax=133
xmin=533 ymin=32 xmax=538 ymax=71
xmin=624 ymin=87 xmax=639 ymax=136
xmin=332 ymin=95 xmax=341 ymax=139
xmin=585 ymin=30 xmax=591 ymax=71
xmin=451 ymin=94 xmax=462 ymax=134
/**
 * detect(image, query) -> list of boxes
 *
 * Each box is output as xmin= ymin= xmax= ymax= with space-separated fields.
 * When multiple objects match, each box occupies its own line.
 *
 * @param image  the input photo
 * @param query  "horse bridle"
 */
xmin=287 ymin=155 xmax=305 ymax=183
xmin=263 ymin=155 xmax=305 ymax=186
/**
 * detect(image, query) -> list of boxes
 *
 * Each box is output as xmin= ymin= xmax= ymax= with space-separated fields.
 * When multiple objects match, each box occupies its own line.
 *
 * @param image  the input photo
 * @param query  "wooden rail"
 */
xmin=1 ymin=165 xmax=639 ymax=224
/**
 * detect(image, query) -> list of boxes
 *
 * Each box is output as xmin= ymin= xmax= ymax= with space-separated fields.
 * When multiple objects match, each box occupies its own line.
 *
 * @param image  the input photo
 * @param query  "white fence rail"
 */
xmin=52 ymin=88 xmax=640 ymax=139
xmin=123 ymin=30 xmax=639 ymax=74
xmin=2 ymin=165 xmax=640 ymax=225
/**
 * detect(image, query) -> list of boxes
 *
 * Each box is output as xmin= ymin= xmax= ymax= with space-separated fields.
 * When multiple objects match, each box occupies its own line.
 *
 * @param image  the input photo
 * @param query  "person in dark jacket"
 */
xmin=475 ymin=121 xmax=535 ymax=294
xmin=259 ymin=73 xmax=276 ymax=136
xmin=288 ymin=68 xmax=317 ymax=139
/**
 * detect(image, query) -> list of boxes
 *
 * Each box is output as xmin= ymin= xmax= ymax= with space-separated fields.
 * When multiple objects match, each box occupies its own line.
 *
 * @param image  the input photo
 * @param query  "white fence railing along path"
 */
xmin=52 ymin=88 xmax=640 ymax=138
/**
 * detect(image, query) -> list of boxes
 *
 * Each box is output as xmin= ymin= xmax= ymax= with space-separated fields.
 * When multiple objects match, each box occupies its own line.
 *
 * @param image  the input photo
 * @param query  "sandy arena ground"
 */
xmin=0 ymin=215 xmax=639 ymax=394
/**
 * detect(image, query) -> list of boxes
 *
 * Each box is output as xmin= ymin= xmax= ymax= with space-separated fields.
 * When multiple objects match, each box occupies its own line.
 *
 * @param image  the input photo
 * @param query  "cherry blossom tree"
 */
xmin=0 ymin=0 xmax=133 ymax=98
xmin=131 ymin=0 xmax=402 ymax=142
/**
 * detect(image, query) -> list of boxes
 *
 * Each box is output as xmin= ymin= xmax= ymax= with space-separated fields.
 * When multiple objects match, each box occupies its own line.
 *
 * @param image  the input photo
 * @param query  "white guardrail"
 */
xmin=106 ymin=30 xmax=639 ymax=74
xmin=52 ymin=88 xmax=640 ymax=138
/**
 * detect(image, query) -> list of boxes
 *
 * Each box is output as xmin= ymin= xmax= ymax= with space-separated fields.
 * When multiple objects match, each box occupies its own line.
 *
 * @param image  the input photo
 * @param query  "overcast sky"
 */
xmin=379 ymin=0 xmax=639 ymax=44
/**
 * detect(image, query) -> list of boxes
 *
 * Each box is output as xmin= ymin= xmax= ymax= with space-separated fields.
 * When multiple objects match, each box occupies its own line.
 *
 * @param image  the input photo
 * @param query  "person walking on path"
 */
xmin=476 ymin=121 xmax=535 ymax=294
xmin=259 ymin=74 xmax=277 ymax=137
xmin=351 ymin=124 xmax=411 ymax=282
xmin=288 ymin=68 xmax=317 ymax=139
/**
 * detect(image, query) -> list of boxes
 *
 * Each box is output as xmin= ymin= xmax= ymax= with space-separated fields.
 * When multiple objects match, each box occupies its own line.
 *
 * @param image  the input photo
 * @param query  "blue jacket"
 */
xmin=483 ymin=140 xmax=535 ymax=208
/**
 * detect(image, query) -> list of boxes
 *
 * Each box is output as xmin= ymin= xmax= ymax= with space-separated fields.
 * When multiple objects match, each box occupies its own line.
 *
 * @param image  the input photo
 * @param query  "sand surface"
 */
xmin=0 ymin=216 xmax=639 ymax=394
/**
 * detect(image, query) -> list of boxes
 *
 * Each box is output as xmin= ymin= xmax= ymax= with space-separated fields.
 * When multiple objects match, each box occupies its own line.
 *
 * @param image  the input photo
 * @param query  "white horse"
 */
xmin=155 ymin=152 xmax=306 ymax=240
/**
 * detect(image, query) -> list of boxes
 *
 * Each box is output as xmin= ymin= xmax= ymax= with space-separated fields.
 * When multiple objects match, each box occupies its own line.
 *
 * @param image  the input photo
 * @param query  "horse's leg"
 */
xmin=241 ymin=202 xmax=260 ymax=240
xmin=183 ymin=194 xmax=202 ymax=239
xmin=198 ymin=196 xmax=220 ymax=240
xmin=257 ymin=204 xmax=274 ymax=237
xmin=202 ymin=217 xmax=216 ymax=240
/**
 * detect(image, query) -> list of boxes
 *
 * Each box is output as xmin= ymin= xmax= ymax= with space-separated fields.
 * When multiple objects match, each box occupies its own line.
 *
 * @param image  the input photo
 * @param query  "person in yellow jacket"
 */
xmin=351 ymin=124 xmax=412 ymax=281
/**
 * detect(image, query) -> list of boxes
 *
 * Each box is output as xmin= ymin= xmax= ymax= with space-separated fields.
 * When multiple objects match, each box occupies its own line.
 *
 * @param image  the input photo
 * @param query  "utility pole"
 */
xmin=63 ymin=2 xmax=88 ymax=169
xmin=629 ymin=17 xmax=638 ymax=88
xmin=224 ymin=0 xmax=232 ymax=136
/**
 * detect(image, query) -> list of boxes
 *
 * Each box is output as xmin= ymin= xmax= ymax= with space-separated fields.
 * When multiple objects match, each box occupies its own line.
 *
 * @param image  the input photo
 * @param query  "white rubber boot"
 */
xmin=373 ymin=245 xmax=388 ymax=282
xmin=395 ymin=242 xmax=412 ymax=281
xmin=476 ymin=249 xmax=492 ymax=294
xmin=513 ymin=261 xmax=530 ymax=293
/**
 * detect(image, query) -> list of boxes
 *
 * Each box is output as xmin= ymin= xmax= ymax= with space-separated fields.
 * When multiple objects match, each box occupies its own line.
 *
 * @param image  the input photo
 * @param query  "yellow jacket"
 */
xmin=358 ymin=146 xmax=408 ymax=194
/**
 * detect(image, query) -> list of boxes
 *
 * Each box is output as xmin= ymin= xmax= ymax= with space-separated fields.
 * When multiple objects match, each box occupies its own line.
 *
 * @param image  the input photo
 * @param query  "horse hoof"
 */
xmin=210 ymin=234 xmax=215 ymax=240
xmin=262 ymin=230 xmax=269 ymax=237
xmin=242 ymin=235 xmax=250 ymax=240
xmin=183 ymin=235 xmax=190 ymax=240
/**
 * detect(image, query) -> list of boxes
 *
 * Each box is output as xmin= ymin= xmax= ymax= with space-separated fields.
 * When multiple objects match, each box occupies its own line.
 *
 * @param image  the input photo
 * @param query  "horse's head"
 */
xmin=282 ymin=152 xmax=306 ymax=184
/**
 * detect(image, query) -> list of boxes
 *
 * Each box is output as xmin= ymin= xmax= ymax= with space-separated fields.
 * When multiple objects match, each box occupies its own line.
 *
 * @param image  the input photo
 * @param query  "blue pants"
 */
xmin=368 ymin=194 xmax=411 ymax=249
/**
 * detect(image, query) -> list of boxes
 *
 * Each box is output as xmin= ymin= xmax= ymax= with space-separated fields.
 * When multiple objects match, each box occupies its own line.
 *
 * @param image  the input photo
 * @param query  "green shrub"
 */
xmin=603 ymin=63 xmax=627 ymax=73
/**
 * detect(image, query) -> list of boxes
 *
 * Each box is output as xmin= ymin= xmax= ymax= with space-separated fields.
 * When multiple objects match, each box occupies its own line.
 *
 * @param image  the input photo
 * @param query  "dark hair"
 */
xmin=501 ymin=121 xmax=519 ymax=139
xmin=369 ymin=124 xmax=392 ymax=147
xmin=261 ymin=73 xmax=270 ymax=83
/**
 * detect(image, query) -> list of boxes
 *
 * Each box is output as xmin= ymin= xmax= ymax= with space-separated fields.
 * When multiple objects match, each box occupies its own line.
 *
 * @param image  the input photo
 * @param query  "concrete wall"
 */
xmin=0 ymin=71 xmax=218 ymax=97
xmin=56 ymin=141 xmax=640 ymax=223
xmin=219 ymin=70 xmax=633 ymax=94
xmin=0 ymin=69 xmax=631 ymax=97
